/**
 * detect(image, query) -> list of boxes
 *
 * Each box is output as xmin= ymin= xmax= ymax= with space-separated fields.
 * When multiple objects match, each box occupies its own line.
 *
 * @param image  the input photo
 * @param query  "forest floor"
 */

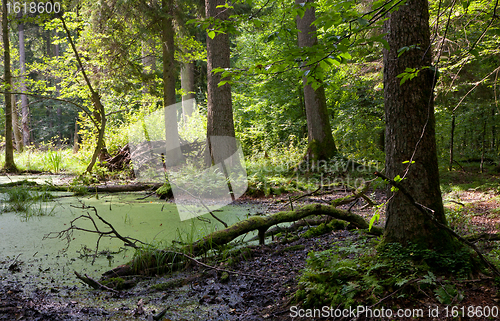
xmin=1 ymin=169 xmax=500 ymax=320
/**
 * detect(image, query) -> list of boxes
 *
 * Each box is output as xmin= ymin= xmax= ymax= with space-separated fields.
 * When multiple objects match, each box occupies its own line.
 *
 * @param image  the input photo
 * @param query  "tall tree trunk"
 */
xmin=73 ymin=120 xmax=79 ymax=153
xmin=205 ymin=0 xmax=237 ymax=165
xmin=480 ymin=119 xmax=486 ymax=173
xmin=18 ymin=17 xmax=30 ymax=147
xmin=295 ymin=0 xmax=337 ymax=161
xmin=2 ymin=0 xmax=17 ymax=171
xmin=162 ymin=0 xmax=184 ymax=167
xmin=142 ymin=39 xmax=156 ymax=99
xmin=181 ymin=61 xmax=195 ymax=122
xmin=448 ymin=113 xmax=455 ymax=171
xmin=383 ymin=0 xmax=455 ymax=250
xmin=54 ymin=33 xmax=63 ymax=142
xmin=491 ymin=105 xmax=496 ymax=150
xmin=10 ymin=87 xmax=23 ymax=152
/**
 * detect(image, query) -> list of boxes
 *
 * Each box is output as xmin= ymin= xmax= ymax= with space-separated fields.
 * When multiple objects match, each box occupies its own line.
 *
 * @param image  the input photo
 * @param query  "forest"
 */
xmin=0 ymin=0 xmax=500 ymax=320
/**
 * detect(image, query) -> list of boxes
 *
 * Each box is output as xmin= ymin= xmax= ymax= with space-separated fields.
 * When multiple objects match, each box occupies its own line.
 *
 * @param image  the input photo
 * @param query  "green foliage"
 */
xmin=130 ymin=245 xmax=180 ymax=275
xmin=156 ymin=182 xmax=173 ymax=199
xmin=434 ymin=283 xmax=464 ymax=304
xmin=378 ymin=243 xmax=475 ymax=277
xmin=0 ymin=147 xmax=85 ymax=174
xmin=296 ymin=241 xmax=475 ymax=309
xmin=44 ymin=146 xmax=63 ymax=174
xmin=302 ymin=220 xmax=347 ymax=238
xmin=1 ymin=185 xmax=55 ymax=219
xmin=444 ymin=205 xmax=477 ymax=235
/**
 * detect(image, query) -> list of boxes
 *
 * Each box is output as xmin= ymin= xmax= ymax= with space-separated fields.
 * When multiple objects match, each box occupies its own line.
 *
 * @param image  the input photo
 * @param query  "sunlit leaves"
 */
xmin=397 ymin=67 xmax=420 ymax=85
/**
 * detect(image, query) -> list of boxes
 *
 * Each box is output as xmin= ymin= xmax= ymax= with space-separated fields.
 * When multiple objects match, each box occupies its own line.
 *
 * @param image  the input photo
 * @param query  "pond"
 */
xmin=0 ymin=188 xmax=262 ymax=295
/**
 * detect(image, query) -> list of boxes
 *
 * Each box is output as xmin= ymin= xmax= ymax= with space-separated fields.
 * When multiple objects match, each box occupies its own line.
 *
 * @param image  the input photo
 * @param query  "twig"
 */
xmin=447 ymin=200 xmax=465 ymax=207
xmin=374 ymin=171 xmax=500 ymax=277
xmin=74 ymin=271 xmax=120 ymax=293
xmin=74 ymin=202 xmax=145 ymax=248
xmin=453 ymin=159 xmax=465 ymax=171
xmin=44 ymin=202 xmax=147 ymax=264
xmin=169 ymin=181 xmax=228 ymax=228
xmin=281 ymin=186 xmax=321 ymax=211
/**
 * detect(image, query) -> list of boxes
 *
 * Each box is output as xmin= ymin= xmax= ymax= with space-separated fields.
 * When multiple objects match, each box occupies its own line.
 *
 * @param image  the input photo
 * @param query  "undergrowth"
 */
xmin=245 ymin=142 xmax=381 ymax=197
xmin=296 ymin=240 xmax=479 ymax=309
xmin=0 ymin=185 xmax=55 ymax=219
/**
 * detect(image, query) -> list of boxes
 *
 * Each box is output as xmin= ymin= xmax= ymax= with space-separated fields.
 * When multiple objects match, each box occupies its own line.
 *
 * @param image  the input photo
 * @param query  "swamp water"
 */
xmin=0 ymin=189 xmax=262 ymax=295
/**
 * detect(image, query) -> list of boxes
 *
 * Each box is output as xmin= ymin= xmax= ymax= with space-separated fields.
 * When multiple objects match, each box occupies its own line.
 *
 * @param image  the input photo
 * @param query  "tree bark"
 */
xmin=18 ymin=16 xmax=30 ymax=147
xmin=205 ymin=0 xmax=237 ymax=166
xmin=448 ymin=113 xmax=455 ymax=171
xmin=141 ymin=39 xmax=156 ymax=99
xmin=181 ymin=61 xmax=195 ymax=122
xmin=296 ymin=0 xmax=337 ymax=161
xmin=2 ymin=0 xmax=17 ymax=171
xmin=73 ymin=120 xmax=79 ymax=153
xmin=11 ymin=90 xmax=23 ymax=152
xmin=54 ymin=35 xmax=63 ymax=142
xmin=162 ymin=0 xmax=184 ymax=167
xmin=480 ymin=118 xmax=486 ymax=173
xmin=383 ymin=0 xmax=455 ymax=250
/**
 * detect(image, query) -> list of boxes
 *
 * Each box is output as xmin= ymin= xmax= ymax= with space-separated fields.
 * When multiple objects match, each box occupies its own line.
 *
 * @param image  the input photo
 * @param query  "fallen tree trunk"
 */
xmin=464 ymin=232 xmax=500 ymax=243
xmin=0 ymin=181 xmax=162 ymax=193
xmin=86 ymin=183 xmax=162 ymax=193
xmin=184 ymin=204 xmax=383 ymax=256
xmin=101 ymin=203 xmax=383 ymax=279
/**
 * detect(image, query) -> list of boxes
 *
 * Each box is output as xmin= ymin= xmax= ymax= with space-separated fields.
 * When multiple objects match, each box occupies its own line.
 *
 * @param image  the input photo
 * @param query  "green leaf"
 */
xmin=216 ymin=3 xmax=233 ymax=9
xmin=212 ymin=67 xmax=225 ymax=73
xmin=380 ymin=39 xmax=389 ymax=49
xmin=324 ymin=19 xmax=334 ymax=31
xmin=395 ymin=278 xmax=409 ymax=287
xmin=207 ymin=30 xmax=216 ymax=39
xmin=339 ymin=52 xmax=352 ymax=60
xmin=357 ymin=18 xmax=368 ymax=27
xmin=368 ymin=211 xmax=380 ymax=231
xmin=372 ymin=0 xmax=385 ymax=9
xmin=319 ymin=60 xmax=329 ymax=71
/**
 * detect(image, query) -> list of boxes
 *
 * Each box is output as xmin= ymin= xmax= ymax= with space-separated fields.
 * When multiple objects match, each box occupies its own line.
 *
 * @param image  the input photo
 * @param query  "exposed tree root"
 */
xmin=375 ymin=171 xmax=500 ymax=277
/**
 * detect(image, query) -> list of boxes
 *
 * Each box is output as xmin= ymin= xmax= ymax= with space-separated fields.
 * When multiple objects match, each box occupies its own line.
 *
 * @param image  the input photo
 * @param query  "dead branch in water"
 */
xmin=44 ymin=202 xmax=146 ymax=264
